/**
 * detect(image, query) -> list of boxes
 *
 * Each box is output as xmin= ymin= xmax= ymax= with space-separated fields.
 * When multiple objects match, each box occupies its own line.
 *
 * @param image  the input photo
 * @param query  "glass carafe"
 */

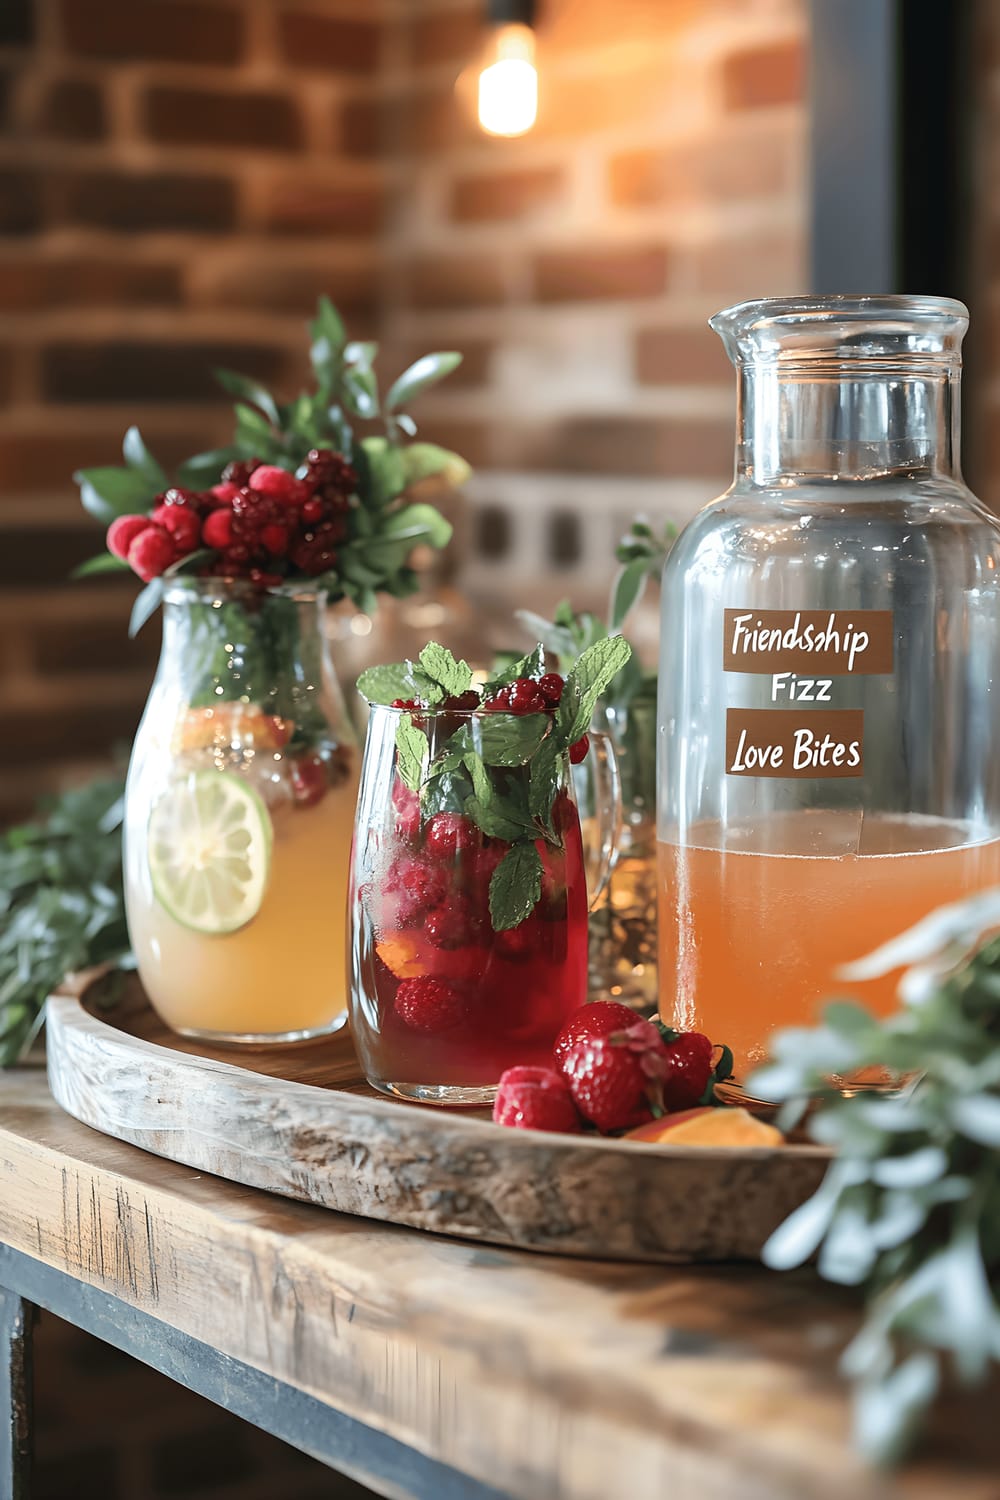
xmin=124 ymin=579 xmax=359 ymax=1042
xmin=657 ymin=296 xmax=1000 ymax=1086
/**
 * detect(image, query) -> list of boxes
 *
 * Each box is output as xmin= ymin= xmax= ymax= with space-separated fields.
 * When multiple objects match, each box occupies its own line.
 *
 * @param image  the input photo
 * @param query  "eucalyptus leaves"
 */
xmin=358 ymin=638 xmax=632 ymax=932
xmin=753 ymin=890 xmax=1000 ymax=1466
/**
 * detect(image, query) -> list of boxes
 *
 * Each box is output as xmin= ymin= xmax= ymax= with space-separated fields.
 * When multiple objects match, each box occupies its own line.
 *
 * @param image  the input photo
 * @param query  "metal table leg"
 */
xmin=0 ymin=1284 xmax=34 ymax=1500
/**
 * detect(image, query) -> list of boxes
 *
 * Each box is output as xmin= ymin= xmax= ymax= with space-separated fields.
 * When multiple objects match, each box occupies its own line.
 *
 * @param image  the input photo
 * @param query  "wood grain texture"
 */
xmin=45 ymin=977 xmax=832 ymax=1264
xmin=2 ymin=1070 xmax=999 ymax=1500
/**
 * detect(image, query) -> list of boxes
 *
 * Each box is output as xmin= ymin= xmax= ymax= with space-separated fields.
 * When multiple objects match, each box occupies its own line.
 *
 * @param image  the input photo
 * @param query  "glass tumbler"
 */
xmin=657 ymin=296 xmax=1000 ymax=1087
xmin=348 ymin=703 xmax=621 ymax=1103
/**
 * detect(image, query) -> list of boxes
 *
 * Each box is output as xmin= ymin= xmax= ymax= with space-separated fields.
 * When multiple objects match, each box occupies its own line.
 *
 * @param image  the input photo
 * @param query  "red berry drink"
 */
xmin=351 ymin=795 xmax=589 ymax=1101
xmin=350 ymin=645 xmax=633 ymax=1104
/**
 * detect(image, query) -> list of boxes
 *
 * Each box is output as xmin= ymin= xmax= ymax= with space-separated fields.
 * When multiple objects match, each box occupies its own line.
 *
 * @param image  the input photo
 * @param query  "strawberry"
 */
xmin=661 ymin=1031 xmax=715 ymax=1111
xmin=395 ymin=977 xmax=466 ymax=1033
xmin=552 ymin=1000 xmax=639 ymax=1069
xmin=561 ymin=1020 xmax=668 ymax=1133
xmin=493 ymin=1066 xmax=582 ymax=1133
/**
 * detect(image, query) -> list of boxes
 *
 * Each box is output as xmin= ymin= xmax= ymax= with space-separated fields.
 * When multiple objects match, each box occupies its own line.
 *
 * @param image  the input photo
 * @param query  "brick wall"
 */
xmin=0 ymin=0 xmax=808 ymax=824
xmin=0 ymin=0 xmax=385 ymax=823
xmin=380 ymin=0 xmax=808 ymax=614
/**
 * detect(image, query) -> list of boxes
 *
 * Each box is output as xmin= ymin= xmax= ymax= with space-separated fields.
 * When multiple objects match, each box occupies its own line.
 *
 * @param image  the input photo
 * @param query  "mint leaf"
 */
xmin=528 ymin=733 xmax=561 ymax=824
xmin=418 ymin=642 xmax=472 ymax=698
xmin=476 ymin=713 xmax=548 ymax=766
xmin=176 ymin=446 xmax=240 ymax=487
xmin=356 ymin=661 xmax=440 ymax=705
xmin=422 ymin=767 xmax=472 ymax=817
xmin=357 ymin=663 xmax=418 ymax=705
xmin=395 ymin=718 xmax=429 ymax=792
xmin=557 ymin=636 xmax=633 ymax=745
xmin=609 ymin=556 xmax=649 ymax=631
xmin=489 ymin=644 xmax=545 ymax=690
xmin=359 ymin=436 xmax=406 ymax=508
xmin=489 ymin=842 xmax=543 ymax=931
xmin=462 ymin=751 xmax=493 ymax=808
xmin=464 ymin=797 xmax=527 ymax=843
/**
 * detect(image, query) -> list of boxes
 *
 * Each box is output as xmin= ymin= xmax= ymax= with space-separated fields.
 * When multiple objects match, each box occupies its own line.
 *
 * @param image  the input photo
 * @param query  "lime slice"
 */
xmin=147 ymin=771 xmax=272 ymax=935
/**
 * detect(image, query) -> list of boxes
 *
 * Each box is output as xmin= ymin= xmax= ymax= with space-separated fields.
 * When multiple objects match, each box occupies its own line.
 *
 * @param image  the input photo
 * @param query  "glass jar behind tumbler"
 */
xmin=657 ymin=296 xmax=1000 ymax=1086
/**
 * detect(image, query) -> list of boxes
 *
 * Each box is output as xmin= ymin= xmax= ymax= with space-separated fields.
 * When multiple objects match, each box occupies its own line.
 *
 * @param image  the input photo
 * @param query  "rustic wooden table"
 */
xmin=1 ymin=1066 xmax=998 ymax=1500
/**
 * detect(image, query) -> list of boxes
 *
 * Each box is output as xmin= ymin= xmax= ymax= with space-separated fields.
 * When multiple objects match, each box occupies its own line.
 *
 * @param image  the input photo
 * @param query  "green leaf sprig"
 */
xmin=74 ymin=298 xmax=470 ymax=628
xmin=752 ymin=890 xmax=1000 ymax=1467
xmin=0 ymin=776 xmax=133 ymax=1068
xmin=359 ymin=638 xmax=632 ymax=931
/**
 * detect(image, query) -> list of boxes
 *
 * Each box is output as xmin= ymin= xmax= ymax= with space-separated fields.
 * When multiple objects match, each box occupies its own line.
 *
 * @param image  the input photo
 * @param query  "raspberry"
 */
xmin=425 ymin=897 xmax=485 ymax=949
xmin=482 ymin=686 xmax=512 ymax=712
xmin=250 ymin=465 xmax=309 ymax=507
xmin=203 ymin=510 xmax=235 ymax=552
xmin=494 ymin=918 xmax=543 ymax=962
xmin=392 ymin=780 xmax=421 ymax=842
xmin=209 ymin=482 xmax=240 ymax=505
xmin=538 ymin=673 xmax=564 ymax=706
xmin=468 ymin=844 xmax=506 ymax=909
xmin=391 ymin=698 xmax=421 ymax=710
xmin=661 ymin=1032 xmax=715 ymax=1112
xmin=127 ymin=524 xmax=176 ymax=582
xmin=290 ymin=752 xmax=327 ymax=808
xmin=387 ymin=856 xmax=448 ymax=923
xmin=395 ymin=977 xmax=466 ymax=1033
xmin=151 ymin=503 xmax=200 ymax=554
xmin=425 ymin=812 xmax=480 ymax=860
xmin=569 ymin=734 xmax=590 ymax=765
xmin=158 ymin=486 xmax=203 ymax=513
xmin=493 ymin=1066 xmax=582 ymax=1133
xmin=106 ymin=514 xmax=152 ymax=561
xmin=260 ymin=523 xmax=289 ymax=556
xmin=561 ymin=1020 xmax=669 ymax=1133
xmin=442 ymin=690 xmax=481 ymax=710
xmin=552 ymin=1000 xmax=640 ymax=1069
xmin=507 ymin=677 xmax=546 ymax=715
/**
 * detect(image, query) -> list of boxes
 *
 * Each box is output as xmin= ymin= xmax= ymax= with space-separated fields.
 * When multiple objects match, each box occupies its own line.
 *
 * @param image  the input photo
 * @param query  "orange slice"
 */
xmin=174 ymin=704 xmax=294 ymax=753
xmin=625 ymin=1107 xmax=783 ymax=1148
xmin=376 ymin=930 xmax=489 ymax=983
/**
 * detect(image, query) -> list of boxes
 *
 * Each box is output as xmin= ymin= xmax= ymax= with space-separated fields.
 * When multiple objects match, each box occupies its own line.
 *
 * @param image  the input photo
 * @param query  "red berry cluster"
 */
xmin=483 ymin=672 xmax=564 ymax=715
xmin=492 ymin=1000 xmax=717 ymax=1134
xmin=105 ymin=449 xmax=357 ymax=587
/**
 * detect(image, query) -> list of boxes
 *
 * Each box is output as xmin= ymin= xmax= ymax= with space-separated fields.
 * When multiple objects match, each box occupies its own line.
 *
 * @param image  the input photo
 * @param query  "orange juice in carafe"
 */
xmin=656 ymin=296 xmax=1000 ymax=1087
xmin=658 ymin=812 xmax=1000 ymax=1077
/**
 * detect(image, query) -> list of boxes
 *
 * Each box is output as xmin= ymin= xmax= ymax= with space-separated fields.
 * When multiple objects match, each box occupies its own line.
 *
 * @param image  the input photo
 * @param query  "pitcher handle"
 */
xmin=577 ymin=728 xmax=622 ymax=912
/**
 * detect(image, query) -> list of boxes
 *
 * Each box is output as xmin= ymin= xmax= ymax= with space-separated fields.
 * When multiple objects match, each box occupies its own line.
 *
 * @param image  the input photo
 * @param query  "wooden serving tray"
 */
xmin=45 ymin=974 xmax=832 ymax=1264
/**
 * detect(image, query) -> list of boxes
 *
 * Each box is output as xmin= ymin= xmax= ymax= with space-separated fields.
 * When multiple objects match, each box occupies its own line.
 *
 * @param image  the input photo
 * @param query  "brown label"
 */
xmin=723 ymin=609 xmax=893 ymax=675
xmin=726 ymin=708 xmax=865 ymax=778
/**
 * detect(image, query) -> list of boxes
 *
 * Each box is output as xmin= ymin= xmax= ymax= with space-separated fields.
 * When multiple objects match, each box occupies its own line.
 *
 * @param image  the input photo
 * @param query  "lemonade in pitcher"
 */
xmin=124 ymin=581 xmax=358 ymax=1042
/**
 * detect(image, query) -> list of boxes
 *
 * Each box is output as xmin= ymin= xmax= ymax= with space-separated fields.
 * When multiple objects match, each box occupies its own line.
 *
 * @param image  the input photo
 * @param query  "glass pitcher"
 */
xmin=124 ymin=579 xmax=359 ymax=1042
xmin=657 ymin=295 xmax=1000 ymax=1086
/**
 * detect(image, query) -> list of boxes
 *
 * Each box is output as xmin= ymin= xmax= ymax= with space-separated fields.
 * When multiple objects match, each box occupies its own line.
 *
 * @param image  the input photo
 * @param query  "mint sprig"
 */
xmin=359 ymin=638 xmax=632 ymax=932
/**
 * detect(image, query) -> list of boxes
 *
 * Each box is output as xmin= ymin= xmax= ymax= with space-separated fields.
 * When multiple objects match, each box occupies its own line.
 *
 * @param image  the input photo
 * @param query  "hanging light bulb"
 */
xmin=477 ymin=0 xmax=538 ymax=138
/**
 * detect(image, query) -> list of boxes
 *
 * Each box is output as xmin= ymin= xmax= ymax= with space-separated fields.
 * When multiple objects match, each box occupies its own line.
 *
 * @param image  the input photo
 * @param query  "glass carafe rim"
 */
xmin=711 ymin=293 xmax=969 ymax=371
xmin=712 ymin=292 xmax=968 ymax=332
